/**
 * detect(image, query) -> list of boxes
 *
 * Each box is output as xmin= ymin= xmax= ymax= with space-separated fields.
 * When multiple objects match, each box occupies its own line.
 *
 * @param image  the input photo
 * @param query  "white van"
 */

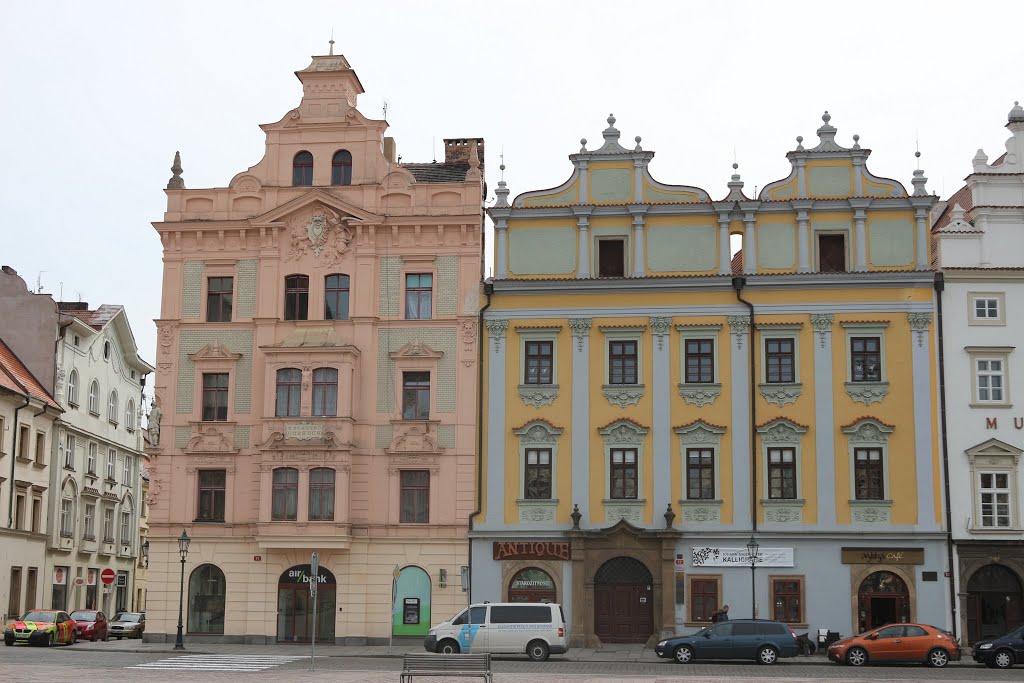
xmin=424 ymin=602 xmax=568 ymax=661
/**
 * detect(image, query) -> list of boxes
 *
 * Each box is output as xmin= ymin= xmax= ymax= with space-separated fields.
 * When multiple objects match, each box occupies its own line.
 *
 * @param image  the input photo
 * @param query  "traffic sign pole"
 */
xmin=309 ymin=552 xmax=318 ymax=671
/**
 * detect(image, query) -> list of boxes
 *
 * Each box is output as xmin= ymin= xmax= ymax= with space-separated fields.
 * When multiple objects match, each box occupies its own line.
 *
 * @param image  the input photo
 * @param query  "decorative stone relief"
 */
xmin=513 ymin=420 xmax=563 ymax=444
xmin=459 ymin=318 xmax=476 ymax=366
xmin=727 ymin=315 xmax=750 ymax=350
xmin=678 ymin=383 xmax=721 ymax=407
xmin=759 ymin=383 xmax=802 ymax=406
xmin=844 ymin=382 xmax=890 ymax=405
xmin=285 ymin=205 xmax=353 ymax=265
xmin=599 ymin=419 xmax=648 ymax=444
xmin=54 ymin=365 xmax=65 ymax=399
xmin=810 ymin=313 xmax=834 ymax=349
xmin=158 ymin=323 xmax=175 ymax=356
xmin=678 ymin=500 xmax=722 ymax=523
xmin=675 ymin=420 xmax=726 ymax=445
xmin=486 ymin=319 xmax=508 ymax=354
xmin=569 ymin=318 xmax=592 ymax=352
xmin=517 ymin=500 xmax=559 ymax=523
xmin=842 ymin=418 xmax=893 ymax=444
xmin=763 ymin=501 xmax=804 ymax=523
xmin=850 ymin=501 xmax=892 ymax=524
xmin=758 ymin=419 xmax=807 ymax=443
xmin=185 ymin=426 xmax=236 ymax=453
xmin=907 ymin=312 xmax=932 ymax=348
xmin=649 ymin=317 xmax=672 ymax=351
xmin=388 ymin=421 xmax=441 ymax=453
xmin=601 ymin=384 xmax=645 ymax=408
xmin=518 ymin=384 xmax=559 ymax=408
xmin=602 ymin=500 xmax=644 ymax=525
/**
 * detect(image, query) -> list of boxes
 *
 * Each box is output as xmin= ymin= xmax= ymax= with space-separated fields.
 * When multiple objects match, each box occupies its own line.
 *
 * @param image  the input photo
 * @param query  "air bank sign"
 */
xmin=282 ymin=565 xmax=332 ymax=585
xmin=691 ymin=547 xmax=794 ymax=568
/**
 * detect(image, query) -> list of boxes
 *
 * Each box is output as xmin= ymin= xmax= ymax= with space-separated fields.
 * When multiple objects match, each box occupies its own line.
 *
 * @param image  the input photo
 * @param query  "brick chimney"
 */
xmin=58 ymin=302 xmax=90 ymax=311
xmin=444 ymin=138 xmax=485 ymax=169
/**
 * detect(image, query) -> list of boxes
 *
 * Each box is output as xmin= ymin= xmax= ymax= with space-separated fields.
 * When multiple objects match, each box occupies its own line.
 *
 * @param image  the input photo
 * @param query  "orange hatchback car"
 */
xmin=827 ymin=623 xmax=960 ymax=668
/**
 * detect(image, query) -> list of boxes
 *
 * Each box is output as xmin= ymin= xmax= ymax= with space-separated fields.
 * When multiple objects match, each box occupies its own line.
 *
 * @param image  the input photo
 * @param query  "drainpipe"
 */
xmin=6 ymin=391 xmax=32 ymax=528
xmin=934 ymin=273 xmax=958 ymax=639
xmin=732 ymin=277 xmax=757 ymax=533
xmin=467 ymin=281 xmax=493 ymax=605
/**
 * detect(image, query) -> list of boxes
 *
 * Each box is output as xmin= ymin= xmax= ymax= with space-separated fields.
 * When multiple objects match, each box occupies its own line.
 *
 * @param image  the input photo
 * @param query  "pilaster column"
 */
xmin=484 ymin=319 xmax=508 ymax=529
xmin=852 ymin=157 xmax=865 ymax=196
xmin=569 ymin=318 xmax=592 ymax=526
xmin=629 ymin=206 xmax=647 ymax=278
xmin=914 ymin=208 xmax=928 ymax=270
xmin=727 ymin=315 xmax=752 ymax=526
xmin=908 ymin=312 xmax=937 ymax=529
xmin=851 ymin=202 xmax=869 ymax=271
xmin=718 ymin=213 xmax=731 ymax=275
xmin=578 ymin=160 xmax=589 ymax=204
xmin=795 ymin=157 xmax=807 ymax=198
xmin=494 ymin=219 xmax=508 ymax=279
xmin=575 ymin=208 xmax=592 ymax=278
xmin=743 ymin=211 xmax=757 ymax=274
xmin=810 ymin=313 xmax=836 ymax=526
xmin=650 ymin=317 xmax=672 ymax=518
xmin=794 ymin=202 xmax=812 ymax=273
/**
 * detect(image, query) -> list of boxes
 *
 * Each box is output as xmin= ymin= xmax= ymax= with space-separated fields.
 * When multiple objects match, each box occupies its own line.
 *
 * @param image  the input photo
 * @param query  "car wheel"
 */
xmin=438 ymin=639 xmax=460 ymax=655
xmin=48 ymin=633 xmax=55 ymax=647
xmin=846 ymin=646 xmax=868 ymax=666
xmin=673 ymin=644 xmax=694 ymax=664
xmin=757 ymin=646 xmax=778 ymax=665
xmin=527 ymin=639 xmax=550 ymax=661
xmin=4 ymin=637 xmax=13 ymax=646
xmin=993 ymin=649 xmax=1015 ymax=669
xmin=926 ymin=648 xmax=949 ymax=668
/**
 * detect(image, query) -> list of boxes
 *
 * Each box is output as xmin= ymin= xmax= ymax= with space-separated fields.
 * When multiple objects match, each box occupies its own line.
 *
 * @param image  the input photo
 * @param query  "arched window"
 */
xmin=108 ymin=390 xmax=118 ymax=424
xmin=125 ymin=399 xmax=135 ymax=432
xmin=292 ymin=151 xmax=313 ymax=186
xmin=67 ymin=370 xmax=78 ymax=406
xmin=188 ymin=564 xmax=226 ymax=634
xmin=275 ymin=368 xmax=301 ymax=417
xmin=88 ymin=380 xmax=100 ymax=414
xmin=284 ymin=274 xmax=309 ymax=321
xmin=312 ymin=368 xmax=338 ymax=417
xmin=59 ymin=479 xmax=78 ymax=538
xmin=331 ymin=150 xmax=352 ymax=185
xmin=508 ymin=567 xmax=557 ymax=603
xmin=309 ymin=468 xmax=335 ymax=521
xmin=119 ymin=496 xmax=133 ymax=545
xmin=272 ymin=467 xmax=299 ymax=520
xmin=324 ymin=274 xmax=350 ymax=320
xmin=393 ymin=566 xmax=432 ymax=636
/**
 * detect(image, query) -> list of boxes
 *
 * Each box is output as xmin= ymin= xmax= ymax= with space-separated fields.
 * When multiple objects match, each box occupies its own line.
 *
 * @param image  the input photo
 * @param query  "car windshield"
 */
xmin=70 ymin=611 xmax=97 ymax=621
xmin=114 ymin=613 xmax=140 ymax=622
xmin=20 ymin=612 xmax=56 ymax=622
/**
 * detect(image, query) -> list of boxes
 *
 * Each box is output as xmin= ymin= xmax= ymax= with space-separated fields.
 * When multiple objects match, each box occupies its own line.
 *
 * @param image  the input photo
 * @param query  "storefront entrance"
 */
xmin=966 ymin=564 xmax=1023 ymax=643
xmin=508 ymin=567 xmax=557 ymax=603
xmin=593 ymin=556 xmax=653 ymax=644
xmin=857 ymin=571 xmax=909 ymax=632
xmin=277 ymin=564 xmax=336 ymax=643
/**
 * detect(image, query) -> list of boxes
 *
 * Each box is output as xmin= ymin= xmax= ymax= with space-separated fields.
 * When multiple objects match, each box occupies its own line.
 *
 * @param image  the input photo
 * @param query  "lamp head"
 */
xmin=177 ymin=529 xmax=191 ymax=560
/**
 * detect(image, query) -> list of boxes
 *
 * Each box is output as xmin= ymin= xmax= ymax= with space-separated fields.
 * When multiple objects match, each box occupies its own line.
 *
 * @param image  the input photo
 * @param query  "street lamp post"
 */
xmin=174 ymin=530 xmax=191 ymax=650
xmin=746 ymin=534 xmax=759 ymax=619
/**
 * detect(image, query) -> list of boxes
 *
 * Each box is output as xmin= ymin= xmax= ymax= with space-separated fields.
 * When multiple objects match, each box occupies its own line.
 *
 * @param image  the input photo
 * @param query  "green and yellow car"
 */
xmin=4 ymin=610 xmax=77 ymax=646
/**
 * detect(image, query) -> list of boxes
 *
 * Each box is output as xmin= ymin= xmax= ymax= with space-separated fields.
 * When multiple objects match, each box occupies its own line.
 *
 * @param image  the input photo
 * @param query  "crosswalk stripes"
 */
xmin=129 ymin=654 xmax=306 ymax=672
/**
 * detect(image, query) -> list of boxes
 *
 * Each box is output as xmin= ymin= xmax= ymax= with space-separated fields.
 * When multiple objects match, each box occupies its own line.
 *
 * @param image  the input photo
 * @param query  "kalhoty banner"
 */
xmin=691 ymin=547 xmax=794 ymax=567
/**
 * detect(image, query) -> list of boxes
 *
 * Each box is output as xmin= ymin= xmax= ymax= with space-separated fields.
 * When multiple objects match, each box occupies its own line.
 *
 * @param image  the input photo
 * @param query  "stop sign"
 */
xmin=100 ymin=568 xmax=116 ymax=585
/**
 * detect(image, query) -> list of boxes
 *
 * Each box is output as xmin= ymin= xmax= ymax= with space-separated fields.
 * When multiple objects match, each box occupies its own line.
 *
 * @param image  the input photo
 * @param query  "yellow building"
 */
xmin=473 ymin=114 xmax=946 ymax=646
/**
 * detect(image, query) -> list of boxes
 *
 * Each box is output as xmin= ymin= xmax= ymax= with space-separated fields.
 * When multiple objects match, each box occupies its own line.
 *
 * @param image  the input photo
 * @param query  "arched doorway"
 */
xmin=594 ymin=556 xmax=653 ymax=643
xmin=857 ymin=570 xmax=909 ymax=632
xmin=508 ymin=567 xmax=557 ymax=603
xmin=392 ymin=566 xmax=431 ymax=637
xmin=967 ymin=564 xmax=1024 ymax=643
xmin=277 ymin=564 xmax=336 ymax=643
xmin=188 ymin=564 xmax=226 ymax=634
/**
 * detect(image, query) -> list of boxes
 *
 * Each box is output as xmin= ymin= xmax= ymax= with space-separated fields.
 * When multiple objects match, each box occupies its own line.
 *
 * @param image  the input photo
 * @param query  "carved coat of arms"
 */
xmin=286 ymin=205 xmax=354 ymax=265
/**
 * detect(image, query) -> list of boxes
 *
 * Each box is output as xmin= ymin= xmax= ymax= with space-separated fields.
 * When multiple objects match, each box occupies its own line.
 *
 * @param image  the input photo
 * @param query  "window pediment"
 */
xmin=390 ymin=340 xmax=443 ymax=360
xmin=674 ymin=420 xmax=726 ymax=445
xmin=841 ymin=417 xmax=895 ymax=444
xmin=598 ymin=418 xmax=649 ymax=444
xmin=513 ymin=419 xmax=564 ymax=444
xmin=185 ymin=426 xmax=239 ymax=454
xmin=190 ymin=341 xmax=242 ymax=363
xmin=756 ymin=418 xmax=808 ymax=443
xmin=966 ymin=437 xmax=1023 ymax=462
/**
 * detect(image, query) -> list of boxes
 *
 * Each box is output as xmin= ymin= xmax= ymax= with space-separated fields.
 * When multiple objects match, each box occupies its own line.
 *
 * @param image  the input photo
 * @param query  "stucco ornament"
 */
xmin=845 ymin=382 xmax=890 ymax=405
xmin=286 ymin=206 xmax=353 ymax=264
xmin=649 ymin=317 xmax=672 ymax=350
xmin=518 ymin=385 xmax=559 ymax=408
xmin=602 ymin=384 xmax=645 ymax=408
xmin=759 ymin=383 xmax=802 ymax=406
xmin=568 ymin=318 xmax=592 ymax=352
xmin=907 ymin=312 xmax=932 ymax=348
xmin=810 ymin=313 xmax=834 ymax=349
xmin=758 ymin=419 xmax=807 ymax=443
xmin=764 ymin=504 xmax=803 ymax=523
xmin=678 ymin=383 xmax=721 ymax=407
xmin=599 ymin=420 xmax=648 ymax=444
xmin=727 ymin=315 xmax=750 ymax=349
xmin=486 ymin=319 xmax=508 ymax=354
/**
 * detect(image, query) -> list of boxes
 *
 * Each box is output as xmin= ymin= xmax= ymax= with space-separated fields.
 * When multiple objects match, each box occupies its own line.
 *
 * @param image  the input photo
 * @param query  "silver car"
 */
xmin=108 ymin=612 xmax=145 ymax=639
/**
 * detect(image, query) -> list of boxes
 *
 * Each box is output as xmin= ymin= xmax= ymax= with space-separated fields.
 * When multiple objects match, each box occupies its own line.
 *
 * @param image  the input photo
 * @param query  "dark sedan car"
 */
xmin=655 ymin=619 xmax=800 ymax=664
xmin=70 ymin=610 xmax=108 ymax=642
xmin=973 ymin=625 xmax=1024 ymax=669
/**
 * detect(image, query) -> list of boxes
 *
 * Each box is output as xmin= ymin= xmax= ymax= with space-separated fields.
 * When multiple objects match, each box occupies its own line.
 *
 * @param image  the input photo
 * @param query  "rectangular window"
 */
xmin=0 ymin=416 xmax=5 ymax=454
xmin=685 ymin=339 xmax=715 ymax=384
xmin=608 ymin=340 xmax=638 ymax=385
xmin=765 ymin=338 xmax=795 ymax=384
xmin=767 ymin=447 xmax=797 ymax=499
xmin=597 ymin=239 xmax=626 ymax=278
xmin=524 ymin=448 xmax=552 ymax=499
xmin=400 ymin=470 xmax=430 ymax=523
xmin=275 ymin=368 xmax=302 ymax=417
xmin=87 ymin=443 xmax=97 ymax=474
xmin=271 ymin=468 xmax=298 ymax=521
xmin=524 ymin=341 xmax=553 ymax=385
xmin=771 ymin=578 xmax=803 ymax=624
xmin=405 ymin=273 xmax=433 ymax=320
xmin=686 ymin=448 xmax=715 ymax=500
xmin=818 ymin=233 xmax=846 ymax=273
xmin=19 ymin=424 xmax=29 ymax=458
xmin=84 ymin=504 xmax=95 ymax=540
xmin=206 ymin=276 xmax=233 ymax=322
xmin=610 ymin=448 xmax=638 ymax=499
xmin=980 ymin=472 xmax=1011 ymax=528
xmin=120 ymin=511 xmax=130 ymax=544
xmin=324 ymin=274 xmax=350 ymax=320
xmin=15 ymin=493 xmax=26 ymax=529
xmin=106 ymin=449 xmax=116 ymax=480
xmin=25 ymin=568 xmax=36 ymax=615
xmin=122 ymin=455 xmax=132 ymax=485
xmin=308 ymin=468 xmax=335 ymax=521
xmin=202 ymin=373 xmax=229 ymax=421
xmin=976 ymin=358 xmax=1005 ymax=402
xmin=850 ymin=337 xmax=881 ymax=382
xmin=51 ymin=566 xmax=68 ymax=612
xmin=103 ymin=508 xmax=114 ymax=542
xmin=197 ymin=470 xmax=226 ymax=522
xmin=975 ymin=297 xmax=999 ymax=319
xmin=690 ymin=577 xmax=719 ymax=623
xmin=8 ymin=567 xmax=21 ymax=619
xmin=854 ymin=448 xmax=884 ymax=500
xmin=31 ymin=497 xmax=41 ymax=533
xmin=312 ymin=368 xmax=338 ymax=417
xmin=64 ymin=434 xmax=75 ymax=469
xmin=35 ymin=431 xmax=45 ymax=464
xmin=284 ymin=274 xmax=309 ymax=321
xmin=402 ymin=371 xmax=430 ymax=420
xmin=60 ymin=499 xmax=73 ymax=537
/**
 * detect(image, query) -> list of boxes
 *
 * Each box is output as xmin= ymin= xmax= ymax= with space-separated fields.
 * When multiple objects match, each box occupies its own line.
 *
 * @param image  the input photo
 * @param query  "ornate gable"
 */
xmin=189 ymin=340 xmax=242 ymax=362
xmin=390 ymin=340 xmax=443 ymax=360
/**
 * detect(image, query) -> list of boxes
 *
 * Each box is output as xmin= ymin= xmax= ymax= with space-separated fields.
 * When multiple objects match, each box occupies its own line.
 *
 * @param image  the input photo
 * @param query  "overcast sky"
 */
xmin=1 ymin=0 xmax=1019 ymax=391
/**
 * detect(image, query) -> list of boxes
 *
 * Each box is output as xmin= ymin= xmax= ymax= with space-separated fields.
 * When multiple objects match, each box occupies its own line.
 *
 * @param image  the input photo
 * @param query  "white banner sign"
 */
xmin=691 ymin=547 xmax=794 ymax=568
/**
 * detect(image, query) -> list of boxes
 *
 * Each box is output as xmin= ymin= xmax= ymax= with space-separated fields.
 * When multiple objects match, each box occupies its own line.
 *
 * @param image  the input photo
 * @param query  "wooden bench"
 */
xmin=400 ymin=653 xmax=492 ymax=683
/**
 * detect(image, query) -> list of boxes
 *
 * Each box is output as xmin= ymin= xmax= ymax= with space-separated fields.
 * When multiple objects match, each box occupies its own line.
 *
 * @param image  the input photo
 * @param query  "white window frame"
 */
xmin=600 ymin=326 xmax=646 ymax=407
xmin=102 ymin=507 xmax=114 ymax=542
xmin=517 ymin=327 xmax=561 ymax=408
xmin=598 ymin=419 xmax=648 ymax=524
xmin=60 ymin=498 xmax=73 ymax=537
xmin=968 ymin=291 xmax=1005 ymax=326
xmin=106 ymin=448 xmax=116 ymax=481
xmin=107 ymin=390 xmax=118 ymax=425
xmin=87 ymin=443 xmax=97 ymax=475
xmin=758 ymin=325 xmax=803 ymax=406
xmin=841 ymin=417 xmax=895 ymax=523
xmin=67 ymin=370 xmax=78 ymax=406
xmin=675 ymin=421 xmax=726 ymax=523
xmin=513 ymin=419 xmax=562 ymax=523
xmin=967 ymin=347 xmax=1013 ymax=407
xmin=120 ymin=510 xmax=131 ymax=544
xmin=966 ymin=438 xmax=1022 ymax=532
xmin=593 ymin=233 xmax=630 ymax=278
xmin=677 ymin=325 xmax=723 ymax=407
xmin=84 ymin=503 xmax=95 ymax=539
xmin=979 ymin=472 xmax=1012 ymax=528
xmin=841 ymin=321 xmax=889 ymax=405
xmin=125 ymin=399 xmax=135 ymax=432
xmin=756 ymin=418 xmax=807 ymax=522
xmin=122 ymin=456 xmax=132 ymax=485
xmin=88 ymin=380 xmax=100 ymax=415
xmin=64 ymin=433 xmax=75 ymax=469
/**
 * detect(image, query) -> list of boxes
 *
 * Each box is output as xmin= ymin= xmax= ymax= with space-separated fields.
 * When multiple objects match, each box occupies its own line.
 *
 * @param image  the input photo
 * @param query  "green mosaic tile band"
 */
xmin=376 ymin=424 xmax=394 ymax=449
xmin=435 ymin=255 xmax=459 ymax=315
xmin=175 ymin=329 xmax=254 ymax=414
xmin=233 ymin=425 xmax=250 ymax=449
xmin=175 ymin=426 xmax=191 ymax=449
xmin=438 ymin=424 xmax=456 ymax=449
xmin=379 ymin=256 xmax=402 ymax=316
xmin=376 ymin=328 xmax=457 ymax=413
xmin=235 ymin=260 xmax=258 ymax=319
xmin=181 ymin=261 xmax=207 ymax=320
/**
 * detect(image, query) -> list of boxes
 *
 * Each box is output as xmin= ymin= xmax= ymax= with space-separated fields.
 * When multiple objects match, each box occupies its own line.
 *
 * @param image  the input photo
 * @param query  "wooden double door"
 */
xmin=593 ymin=557 xmax=653 ymax=643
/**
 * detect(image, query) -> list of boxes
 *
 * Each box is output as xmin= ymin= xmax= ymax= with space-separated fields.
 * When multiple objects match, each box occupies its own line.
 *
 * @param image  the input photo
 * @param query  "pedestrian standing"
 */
xmin=711 ymin=604 xmax=730 ymax=623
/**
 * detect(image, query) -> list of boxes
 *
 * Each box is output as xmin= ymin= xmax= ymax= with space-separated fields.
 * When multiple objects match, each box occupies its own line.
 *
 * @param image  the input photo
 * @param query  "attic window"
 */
xmin=817 ymin=234 xmax=847 ymax=273
xmin=73 ymin=335 xmax=80 ymax=347
xmin=103 ymin=341 xmax=111 ymax=360
xmin=331 ymin=150 xmax=352 ymax=185
xmin=292 ymin=151 xmax=313 ymax=186
xmin=597 ymin=239 xmax=626 ymax=278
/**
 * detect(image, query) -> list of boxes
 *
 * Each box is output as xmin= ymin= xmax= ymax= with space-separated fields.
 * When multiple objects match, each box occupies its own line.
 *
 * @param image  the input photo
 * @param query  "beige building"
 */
xmin=146 ymin=51 xmax=484 ymax=643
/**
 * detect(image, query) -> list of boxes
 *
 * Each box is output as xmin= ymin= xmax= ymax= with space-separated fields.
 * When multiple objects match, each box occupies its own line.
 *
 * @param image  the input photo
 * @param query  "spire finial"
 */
xmin=329 ymin=30 xmax=335 ymax=56
xmin=494 ymin=153 xmax=510 ymax=208
xmin=499 ymin=150 xmax=505 ymax=181
xmin=579 ymin=138 xmax=588 ymax=153
xmin=1008 ymin=100 xmax=1024 ymax=124
xmin=795 ymin=135 xmax=804 ymax=151
xmin=852 ymin=134 xmax=861 ymax=150
xmin=634 ymin=135 xmax=642 ymax=152
xmin=822 ymin=110 xmax=831 ymax=125
xmin=166 ymin=150 xmax=184 ymax=190
xmin=607 ymin=113 xmax=616 ymax=127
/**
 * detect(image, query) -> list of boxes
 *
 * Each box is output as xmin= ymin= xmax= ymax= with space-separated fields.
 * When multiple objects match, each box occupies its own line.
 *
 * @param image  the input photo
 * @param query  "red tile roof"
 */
xmin=839 ymin=416 xmax=896 ymax=430
xmin=932 ymin=183 xmax=973 ymax=234
xmin=511 ymin=417 xmax=564 ymax=432
xmin=673 ymin=419 xmax=728 ymax=431
xmin=60 ymin=304 xmax=122 ymax=330
xmin=731 ymin=249 xmax=743 ymax=274
xmin=597 ymin=416 xmax=650 ymax=431
xmin=756 ymin=417 xmax=811 ymax=430
xmin=0 ymin=336 xmax=61 ymax=410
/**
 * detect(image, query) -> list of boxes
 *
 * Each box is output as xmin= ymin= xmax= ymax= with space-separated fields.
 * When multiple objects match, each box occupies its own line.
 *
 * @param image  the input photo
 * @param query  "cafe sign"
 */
xmin=841 ymin=548 xmax=924 ymax=565
xmin=691 ymin=547 xmax=794 ymax=568
xmin=493 ymin=541 xmax=571 ymax=562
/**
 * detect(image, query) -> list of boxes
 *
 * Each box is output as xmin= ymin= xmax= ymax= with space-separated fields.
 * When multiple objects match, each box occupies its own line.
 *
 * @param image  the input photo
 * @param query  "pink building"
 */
xmin=146 ymin=51 xmax=483 ymax=643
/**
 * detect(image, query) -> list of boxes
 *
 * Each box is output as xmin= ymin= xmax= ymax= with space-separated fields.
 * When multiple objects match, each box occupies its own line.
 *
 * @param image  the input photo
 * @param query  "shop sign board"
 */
xmin=841 ymin=548 xmax=924 ymax=565
xmin=691 ymin=547 xmax=795 ymax=567
xmin=492 ymin=541 xmax=571 ymax=561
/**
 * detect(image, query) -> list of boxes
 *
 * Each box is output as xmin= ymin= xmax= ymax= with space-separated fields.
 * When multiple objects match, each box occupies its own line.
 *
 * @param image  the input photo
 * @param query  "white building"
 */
xmin=45 ymin=303 xmax=153 ymax=615
xmin=934 ymin=101 xmax=1024 ymax=644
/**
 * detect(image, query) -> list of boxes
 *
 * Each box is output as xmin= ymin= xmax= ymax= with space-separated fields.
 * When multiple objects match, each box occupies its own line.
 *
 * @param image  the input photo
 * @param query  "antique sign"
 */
xmin=691 ymin=547 xmax=795 ymax=568
xmin=841 ymin=548 xmax=924 ymax=565
xmin=492 ymin=541 xmax=571 ymax=562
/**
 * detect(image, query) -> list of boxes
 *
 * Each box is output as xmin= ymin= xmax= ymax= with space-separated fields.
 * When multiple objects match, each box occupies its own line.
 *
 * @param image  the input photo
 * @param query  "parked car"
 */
xmin=3 ymin=610 xmax=77 ymax=646
xmin=827 ymin=623 xmax=959 ymax=667
xmin=655 ymin=619 xmax=800 ymax=664
xmin=108 ymin=612 xmax=145 ymax=639
xmin=973 ymin=625 xmax=1024 ymax=669
xmin=425 ymin=602 xmax=567 ymax=661
xmin=69 ymin=610 xmax=108 ymax=642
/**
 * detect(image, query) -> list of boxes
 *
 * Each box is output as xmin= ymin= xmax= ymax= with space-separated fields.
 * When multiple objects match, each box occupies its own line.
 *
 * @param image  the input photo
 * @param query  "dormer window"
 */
xmin=331 ymin=150 xmax=352 ymax=185
xmin=597 ymin=239 xmax=626 ymax=278
xmin=292 ymin=151 xmax=313 ymax=186
xmin=817 ymin=234 xmax=847 ymax=273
